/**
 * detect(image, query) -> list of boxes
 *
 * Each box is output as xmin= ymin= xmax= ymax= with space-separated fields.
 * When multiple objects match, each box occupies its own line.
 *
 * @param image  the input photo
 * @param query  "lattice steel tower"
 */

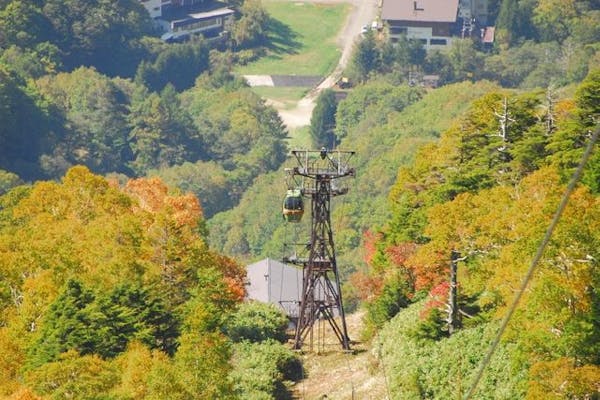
xmin=283 ymin=149 xmax=355 ymax=351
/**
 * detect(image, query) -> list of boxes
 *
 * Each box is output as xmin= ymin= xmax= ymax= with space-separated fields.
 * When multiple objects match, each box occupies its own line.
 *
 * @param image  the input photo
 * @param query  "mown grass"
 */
xmin=235 ymin=1 xmax=350 ymax=76
xmin=252 ymin=86 xmax=309 ymax=104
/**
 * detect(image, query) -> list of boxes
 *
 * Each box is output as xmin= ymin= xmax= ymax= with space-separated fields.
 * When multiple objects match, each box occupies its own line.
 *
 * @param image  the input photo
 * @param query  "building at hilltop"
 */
xmin=381 ymin=0 xmax=491 ymax=50
xmin=140 ymin=0 xmax=234 ymax=42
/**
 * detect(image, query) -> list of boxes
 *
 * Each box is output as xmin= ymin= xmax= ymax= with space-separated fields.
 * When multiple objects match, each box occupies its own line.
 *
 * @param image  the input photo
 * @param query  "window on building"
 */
xmin=430 ymin=38 xmax=448 ymax=45
xmin=390 ymin=27 xmax=408 ymax=35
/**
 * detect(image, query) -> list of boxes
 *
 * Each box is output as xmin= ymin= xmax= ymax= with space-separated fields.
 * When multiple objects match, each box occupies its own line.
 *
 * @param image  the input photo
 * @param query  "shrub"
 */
xmin=231 ymin=340 xmax=303 ymax=400
xmin=226 ymin=301 xmax=289 ymax=343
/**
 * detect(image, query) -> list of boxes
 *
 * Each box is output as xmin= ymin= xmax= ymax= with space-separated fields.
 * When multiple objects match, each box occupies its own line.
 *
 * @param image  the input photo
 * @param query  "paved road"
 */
xmin=267 ymin=0 xmax=380 ymax=128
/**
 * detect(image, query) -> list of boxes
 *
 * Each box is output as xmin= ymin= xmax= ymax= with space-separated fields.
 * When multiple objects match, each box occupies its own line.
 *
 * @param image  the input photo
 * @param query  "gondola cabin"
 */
xmin=282 ymin=189 xmax=304 ymax=222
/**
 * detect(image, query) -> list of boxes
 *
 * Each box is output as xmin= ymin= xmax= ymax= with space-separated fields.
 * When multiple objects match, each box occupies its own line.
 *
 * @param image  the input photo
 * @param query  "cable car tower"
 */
xmin=282 ymin=148 xmax=355 ymax=351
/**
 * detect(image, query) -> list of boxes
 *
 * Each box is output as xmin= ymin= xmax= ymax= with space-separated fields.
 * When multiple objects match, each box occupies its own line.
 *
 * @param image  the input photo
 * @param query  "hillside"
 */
xmin=207 ymin=80 xmax=500 ymax=268
xmin=291 ymin=69 xmax=600 ymax=400
xmin=0 ymin=0 xmax=599 ymax=398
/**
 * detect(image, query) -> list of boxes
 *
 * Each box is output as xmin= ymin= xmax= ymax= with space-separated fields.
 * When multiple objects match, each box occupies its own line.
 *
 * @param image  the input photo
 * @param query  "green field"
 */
xmin=235 ymin=1 xmax=350 ymax=76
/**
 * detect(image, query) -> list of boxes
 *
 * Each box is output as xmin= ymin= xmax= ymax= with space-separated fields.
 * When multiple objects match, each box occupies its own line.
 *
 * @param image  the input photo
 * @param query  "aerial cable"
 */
xmin=463 ymin=125 xmax=599 ymax=400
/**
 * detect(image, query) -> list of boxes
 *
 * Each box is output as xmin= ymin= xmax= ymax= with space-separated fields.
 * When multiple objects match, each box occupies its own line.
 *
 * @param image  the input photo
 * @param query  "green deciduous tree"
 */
xmin=0 ymin=2 xmax=52 ymax=48
xmin=152 ymin=161 xmax=234 ymax=219
xmin=135 ymin=39 xmax=210 ymax=92
xmin=231 ymin=340 xmax=302 ymax=400
xmin=0 ymin=66 xmax=52 ymax=179
xmin=348 ymin=32 xmax=380 ymax=83
xmin=42 ymin=0 xmax=152 ymax=76
xmin=532 ymin=0 xmax=578 ymax=43
xmin=36 ymin=67 xmax=133 ymax=175
xmin=232 ymin=0 xmax=270 ymax=49
xmin=128 ymin=85 xmax=201 ymax=175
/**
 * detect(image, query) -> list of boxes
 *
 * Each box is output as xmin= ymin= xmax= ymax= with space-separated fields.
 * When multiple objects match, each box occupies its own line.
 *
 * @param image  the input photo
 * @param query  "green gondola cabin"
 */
xmin=282 ymin=189 xmax=304 ymax=222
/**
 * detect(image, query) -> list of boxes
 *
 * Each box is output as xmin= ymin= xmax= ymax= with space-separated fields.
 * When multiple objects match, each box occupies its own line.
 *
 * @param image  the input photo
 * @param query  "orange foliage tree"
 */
xmin=0 ymin=166 xmax=246 ymax=397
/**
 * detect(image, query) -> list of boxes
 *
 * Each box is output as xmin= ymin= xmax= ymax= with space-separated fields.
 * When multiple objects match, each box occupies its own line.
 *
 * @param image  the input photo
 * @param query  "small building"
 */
xmin=382 ymin=0 xmax=460 ymax=50
xmin=381 ymin=0 xmax=490 ymax=50
xmin=245 ymin=258 xmax=303 ymax=318
xmin=139 ymin=0 xmax=234 ymax=42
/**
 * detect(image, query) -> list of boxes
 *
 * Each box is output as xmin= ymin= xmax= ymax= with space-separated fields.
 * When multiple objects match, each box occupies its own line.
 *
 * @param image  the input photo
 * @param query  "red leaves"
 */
xmin=349 ymin=270 xmax=384 ymax=302
xmin=362 ymin=230 xmax=381 ymax=267
xmin=385 ymin=242 xmax=417 ymax=268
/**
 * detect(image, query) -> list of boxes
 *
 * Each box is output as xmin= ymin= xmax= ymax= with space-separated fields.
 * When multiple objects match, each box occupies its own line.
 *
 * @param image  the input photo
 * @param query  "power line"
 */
xmin=463 ymin=125 xmax=599 ymax=399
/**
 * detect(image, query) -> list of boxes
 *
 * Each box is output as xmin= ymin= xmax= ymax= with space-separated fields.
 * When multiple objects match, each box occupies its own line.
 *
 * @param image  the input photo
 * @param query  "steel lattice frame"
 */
xmin=284 ymin=149 xmax=355 ymax=351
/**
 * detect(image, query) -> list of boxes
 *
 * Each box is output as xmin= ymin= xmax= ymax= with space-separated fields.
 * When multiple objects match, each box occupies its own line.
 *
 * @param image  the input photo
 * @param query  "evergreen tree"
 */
xmin=26 ymin=280 xmax=179 ymax=367
xmin=310 ymin=88 xmax=337 ymax=148
xmin=496 ymin=0 xmax=537 ymax=46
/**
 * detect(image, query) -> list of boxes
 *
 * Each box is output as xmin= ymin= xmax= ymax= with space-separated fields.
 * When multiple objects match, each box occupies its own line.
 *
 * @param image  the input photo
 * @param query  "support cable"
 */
xmin=377 ymin=340 xmax=392 ymax=400
xmin=463 ymin=126 xmax=599 ymax=400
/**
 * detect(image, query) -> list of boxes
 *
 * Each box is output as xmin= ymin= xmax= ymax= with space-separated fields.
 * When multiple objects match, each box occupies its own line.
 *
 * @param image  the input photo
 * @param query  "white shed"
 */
xmin=245 ymin=258 xmax=303 ymax=318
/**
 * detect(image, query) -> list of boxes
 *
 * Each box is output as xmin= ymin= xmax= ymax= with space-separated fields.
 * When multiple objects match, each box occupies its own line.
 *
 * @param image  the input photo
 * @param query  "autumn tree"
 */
xmin=24 ymin=350 xmax=117 ymax=399
xmin=0 ymin=167 xmax=246 ymax=397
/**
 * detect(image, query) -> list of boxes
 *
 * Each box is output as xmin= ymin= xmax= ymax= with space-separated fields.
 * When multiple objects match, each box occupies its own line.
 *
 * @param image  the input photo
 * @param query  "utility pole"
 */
xmin=447 ymin=250 xmax=463 ymax=335
xmin=283 ymin=148 xmax=355 ymax=351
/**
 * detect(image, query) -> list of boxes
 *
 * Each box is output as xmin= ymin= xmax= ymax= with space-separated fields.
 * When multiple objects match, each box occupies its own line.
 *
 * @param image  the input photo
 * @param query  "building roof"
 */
xmin=482 ymin=26 xmax=495 ymax=43
xmin=161 ymin=1 xmax=233 ymax=22
xmin=382 ymin=0 xmax=460 ymax=23
xmin=188 ymin=7 xmax=234 ymax=19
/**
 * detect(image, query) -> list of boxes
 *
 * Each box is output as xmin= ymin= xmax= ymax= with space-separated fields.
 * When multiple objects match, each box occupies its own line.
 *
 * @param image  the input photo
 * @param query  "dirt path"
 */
xmin=290 ymin=311 xmax=389 ymax=400
xmin=270 ymin=0 xmax=380 ymax=128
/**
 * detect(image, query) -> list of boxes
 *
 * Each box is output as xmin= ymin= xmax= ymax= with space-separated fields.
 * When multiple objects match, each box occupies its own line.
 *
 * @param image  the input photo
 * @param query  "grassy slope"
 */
xmin=235 ymin=1 xmax=350 ymax=76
